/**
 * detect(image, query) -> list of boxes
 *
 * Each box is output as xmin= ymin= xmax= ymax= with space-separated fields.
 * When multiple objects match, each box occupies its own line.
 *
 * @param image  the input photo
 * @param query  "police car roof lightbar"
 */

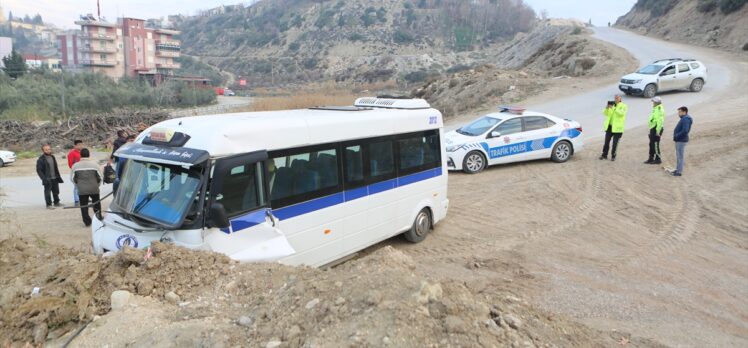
xmin=497 ymin=105 xmax=526 ymax=115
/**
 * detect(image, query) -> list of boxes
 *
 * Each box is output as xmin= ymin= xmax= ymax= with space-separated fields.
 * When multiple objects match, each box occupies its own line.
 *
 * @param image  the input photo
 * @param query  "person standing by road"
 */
xmin=645 ymin=97 xmax=665 ymax=164
xmin=67 ymin=140 xmax=84 ymax=206
xmin=36 ymin=144 xmax=64 ymax=209
xmin=672 ymin=106 xmax=693 ymax=177
xmin=110 ymin=130 xmax=127 ymax=163
xmin=71 ymin=148 xmax=102 ymax=226
xmin=600 ymin=94 xmax=627 ymax=161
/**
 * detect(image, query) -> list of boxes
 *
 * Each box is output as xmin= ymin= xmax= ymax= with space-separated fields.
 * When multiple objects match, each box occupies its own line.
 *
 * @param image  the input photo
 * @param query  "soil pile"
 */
xmin=0 ymin=239 xmax=660 ymax=347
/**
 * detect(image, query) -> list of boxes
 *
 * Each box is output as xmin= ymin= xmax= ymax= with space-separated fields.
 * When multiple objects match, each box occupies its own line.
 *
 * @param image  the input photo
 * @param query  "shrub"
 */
xmin=697 ymin=0 xmax=718 ymax=12
xmin=288 ymin=42 xmax=301 ymax=51
xmin=393 ymin=30 xmax=415 ymax=44
xmin=579 ymin=58 xmax=596 ymax=70
xmin=446 ymin=64 xmax=472 ymax=74
xmin=572 ymin=26 xmax=582 ymax=35
xmin=348 ymin=33 xmax=366 ymax=41
xmin=719 ymin=0 xmax=747 ymax=14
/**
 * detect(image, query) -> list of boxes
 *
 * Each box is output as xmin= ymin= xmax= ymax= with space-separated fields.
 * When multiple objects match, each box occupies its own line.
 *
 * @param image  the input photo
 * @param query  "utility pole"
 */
xmin=60 ymin=67 xmax=66 ymax=119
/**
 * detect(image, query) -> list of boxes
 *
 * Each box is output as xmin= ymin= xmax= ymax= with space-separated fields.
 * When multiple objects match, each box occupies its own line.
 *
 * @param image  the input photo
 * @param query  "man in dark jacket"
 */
xmin=36 ymin=144 xmax=64 ymax=209
xmin=71 ymin=148 xmax=102 ymax=226
xmin=110 ymin=130 xmax=127 ymax=162
xmin=672 ymin=106 xmax=693 ymax=177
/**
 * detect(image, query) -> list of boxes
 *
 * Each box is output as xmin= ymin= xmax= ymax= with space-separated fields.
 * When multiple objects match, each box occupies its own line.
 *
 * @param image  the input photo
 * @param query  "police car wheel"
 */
xmin=463 ymin=151 xmax=486 ymax=174
xmin=689 ymin=78 xmax=704 ymax=92
xmin=643 ymin=84 xmax=657 ymax=98
xmin=0 ymin=159 xmax=4 ymax=167
xmin=551 ymin=141 xmax=572 ymax=163
xmin=404 ymin=208 xmax=431 ymax=243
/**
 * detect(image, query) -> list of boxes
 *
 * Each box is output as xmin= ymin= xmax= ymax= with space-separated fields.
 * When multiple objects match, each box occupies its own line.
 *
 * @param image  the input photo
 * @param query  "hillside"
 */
xmin=175 ymin=0 xmax=537 ymax=87
xmin=616 ymin=0 xmax=748 ymax=52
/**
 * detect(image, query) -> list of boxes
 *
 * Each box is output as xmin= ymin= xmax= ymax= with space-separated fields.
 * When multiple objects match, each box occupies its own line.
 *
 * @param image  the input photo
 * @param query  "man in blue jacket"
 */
xmin=672 ymin=106 xmax=693 ymax=177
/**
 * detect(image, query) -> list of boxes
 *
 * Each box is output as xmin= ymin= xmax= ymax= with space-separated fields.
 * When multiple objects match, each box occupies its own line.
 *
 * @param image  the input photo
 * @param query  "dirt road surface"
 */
xmin=1 ymin=28 xmax=746 ymax=347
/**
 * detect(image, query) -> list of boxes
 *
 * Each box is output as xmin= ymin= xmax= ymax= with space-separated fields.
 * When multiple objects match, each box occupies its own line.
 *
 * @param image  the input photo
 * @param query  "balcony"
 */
xmin=156 ymin=62 xmax=181 ymax=69
xmin=155 ymin=40 xmax=181 ymax=48
xmin=80 ymin=33 xmax=116 ymax=41
xmin=81 ymin=46 xmax=117 ymax=53
xmin=81 ymin=59 xmax=116 ymax=67
xmin=156 ymin=50 xmax=180 ymax=58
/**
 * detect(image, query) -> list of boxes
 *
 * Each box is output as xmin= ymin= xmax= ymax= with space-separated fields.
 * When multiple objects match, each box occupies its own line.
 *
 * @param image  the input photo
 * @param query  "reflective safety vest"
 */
xmin=648 ymin=104 xmax=664 ymax=134
xmin=602 ymin=102 xmax=627 ymax=133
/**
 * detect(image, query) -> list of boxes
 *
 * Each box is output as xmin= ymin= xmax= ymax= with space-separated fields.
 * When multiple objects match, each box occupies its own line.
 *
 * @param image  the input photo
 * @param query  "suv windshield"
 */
xmin=113 ymin=160 xmax=203 ymax=227
xmin=457 ymin=116 xmax=502 ymax=136
xmin=637 ymin=64 xmax=664 ymax=75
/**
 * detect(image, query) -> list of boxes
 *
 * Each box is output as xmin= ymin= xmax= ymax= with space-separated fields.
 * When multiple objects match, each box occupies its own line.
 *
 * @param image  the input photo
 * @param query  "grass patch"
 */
xmin=15 ymin=151 xmax=39 ymax=159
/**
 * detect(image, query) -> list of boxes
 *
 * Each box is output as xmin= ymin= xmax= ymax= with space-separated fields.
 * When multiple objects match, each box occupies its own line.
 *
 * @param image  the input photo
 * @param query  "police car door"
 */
xmin=204 ymin=151 xmax=295 ymax=262
xmin=518 ymin=116 xmax=556 ymax=160
xmin=484 ymin=118 xmax=526 ymax=165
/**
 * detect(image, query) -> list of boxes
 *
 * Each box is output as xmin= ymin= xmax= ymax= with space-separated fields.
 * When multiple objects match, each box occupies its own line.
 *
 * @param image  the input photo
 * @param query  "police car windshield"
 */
xmin=113 ymin=160 xmax=202 ymax=228
xmin=457 ymin=116 xmax=502 ymax=136
xmin=637 ymin=64 xmax=665 ymax=75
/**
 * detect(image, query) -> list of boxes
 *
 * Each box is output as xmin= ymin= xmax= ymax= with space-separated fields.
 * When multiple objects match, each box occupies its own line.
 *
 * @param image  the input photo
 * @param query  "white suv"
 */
xmin=619 ymin=59 xmax=707 ymax=98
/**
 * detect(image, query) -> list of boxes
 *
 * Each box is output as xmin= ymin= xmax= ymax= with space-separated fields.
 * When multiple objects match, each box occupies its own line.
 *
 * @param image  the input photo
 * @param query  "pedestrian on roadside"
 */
xmin=67 ymin=140 xmax=84 ymax=206
xmin=71 ymin=148 xmax=102 ymax=226
xmin=600 ymin=94 xmax=628 ymax=161
xmin=645 ymin=97 xmax=665 ymax=164
xmin=36 ymin=144 xmax=64 ymax=209
xmin=672 ymin=106 xmax=693 ymax=177
xmin=110 ymin=130 xmax=127 ymax=163
xmin=113 ymin=135 xmax=136 ymax=195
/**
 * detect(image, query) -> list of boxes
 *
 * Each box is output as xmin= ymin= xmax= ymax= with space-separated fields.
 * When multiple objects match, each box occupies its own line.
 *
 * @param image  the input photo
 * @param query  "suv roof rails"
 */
xmin=653 ymin=58 xmax=696 ymax=63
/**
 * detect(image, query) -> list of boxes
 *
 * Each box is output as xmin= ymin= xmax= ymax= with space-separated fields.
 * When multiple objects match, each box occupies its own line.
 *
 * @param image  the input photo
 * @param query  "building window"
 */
xmin=100 ymin=54 xmax=107 ymax=60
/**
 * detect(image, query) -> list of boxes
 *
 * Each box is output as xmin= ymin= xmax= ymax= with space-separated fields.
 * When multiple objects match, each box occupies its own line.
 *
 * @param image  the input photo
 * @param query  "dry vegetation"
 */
xmin=240 ymin=81 xmax=401 ymax=111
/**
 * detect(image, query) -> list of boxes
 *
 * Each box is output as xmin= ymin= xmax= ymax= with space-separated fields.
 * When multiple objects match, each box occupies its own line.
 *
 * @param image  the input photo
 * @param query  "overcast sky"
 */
xmin=4 ymin=0 xmax=636 ymax=29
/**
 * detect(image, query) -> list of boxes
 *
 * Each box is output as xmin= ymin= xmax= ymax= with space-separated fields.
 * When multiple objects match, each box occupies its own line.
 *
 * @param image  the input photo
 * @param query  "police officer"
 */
xmin=645 ymin=96 xmax=665 ymax=164
xmin=600 ymin=94 xmax=627 ymax=161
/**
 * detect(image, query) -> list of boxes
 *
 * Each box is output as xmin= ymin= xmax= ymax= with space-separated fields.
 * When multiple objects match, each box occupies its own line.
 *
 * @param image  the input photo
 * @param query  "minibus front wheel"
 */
xmin=404 ymin=208 xmax=432 ymax=243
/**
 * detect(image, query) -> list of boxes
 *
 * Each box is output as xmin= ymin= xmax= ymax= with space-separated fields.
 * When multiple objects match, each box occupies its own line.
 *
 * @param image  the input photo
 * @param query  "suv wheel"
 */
xmin=643 ymin=84 xmax=657 ymax=98
xmin=689 ymin=78 xmax=704 ymax=92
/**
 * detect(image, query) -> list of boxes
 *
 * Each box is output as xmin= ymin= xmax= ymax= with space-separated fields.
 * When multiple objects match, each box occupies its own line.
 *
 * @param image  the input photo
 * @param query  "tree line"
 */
xmin=0 ymin=53 xmax=216 ymax=121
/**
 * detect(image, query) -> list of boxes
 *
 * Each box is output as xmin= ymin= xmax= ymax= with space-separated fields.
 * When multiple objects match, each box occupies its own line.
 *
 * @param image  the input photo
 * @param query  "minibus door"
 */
xmin=206 ymin=151 xmax=295 ymax=262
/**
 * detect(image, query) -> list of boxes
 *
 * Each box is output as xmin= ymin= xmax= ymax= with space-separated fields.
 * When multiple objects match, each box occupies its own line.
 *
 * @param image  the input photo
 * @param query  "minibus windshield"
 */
xmin=113 ymin=160 xmax=202 ymax=227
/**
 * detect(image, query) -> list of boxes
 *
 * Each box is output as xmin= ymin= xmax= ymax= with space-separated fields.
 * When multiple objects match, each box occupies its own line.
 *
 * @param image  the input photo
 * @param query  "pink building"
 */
xmin=60 ymin=15 xmax=181 ymax=83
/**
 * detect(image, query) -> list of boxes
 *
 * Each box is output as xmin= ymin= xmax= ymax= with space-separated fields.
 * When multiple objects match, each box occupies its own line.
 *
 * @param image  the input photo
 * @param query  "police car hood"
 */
xmin=444 ymin=130 xmax=478 ymax=147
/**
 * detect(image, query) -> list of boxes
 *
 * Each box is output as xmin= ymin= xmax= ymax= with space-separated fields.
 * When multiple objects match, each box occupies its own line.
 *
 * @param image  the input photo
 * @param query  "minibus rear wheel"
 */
xmin=404 ymin=208 xmax=432 ymax=243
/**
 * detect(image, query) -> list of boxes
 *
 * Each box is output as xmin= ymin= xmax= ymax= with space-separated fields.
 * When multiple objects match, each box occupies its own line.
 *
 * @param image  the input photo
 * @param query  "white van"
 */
xmin=93 ymin=98 xmax=449 ymax=267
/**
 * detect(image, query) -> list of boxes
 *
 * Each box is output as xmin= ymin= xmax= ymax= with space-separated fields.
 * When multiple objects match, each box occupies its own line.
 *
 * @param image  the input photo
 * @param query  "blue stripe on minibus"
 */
xmin=227 ymin=167 xmax=443 ymax=233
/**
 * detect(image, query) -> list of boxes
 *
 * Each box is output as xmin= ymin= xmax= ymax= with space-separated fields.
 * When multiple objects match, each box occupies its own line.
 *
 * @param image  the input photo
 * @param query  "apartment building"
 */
xmin=61 ymin=15 xmax=181 ymax=83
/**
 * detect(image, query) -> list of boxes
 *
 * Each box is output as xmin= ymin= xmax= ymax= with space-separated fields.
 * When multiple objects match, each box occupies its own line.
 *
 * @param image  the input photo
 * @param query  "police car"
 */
xmin=445 ymin=106 xmax=583 ymax=173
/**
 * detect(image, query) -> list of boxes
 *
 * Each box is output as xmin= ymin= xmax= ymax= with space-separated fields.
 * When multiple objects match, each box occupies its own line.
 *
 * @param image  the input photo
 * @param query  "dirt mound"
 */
xmin=0 ymin=238 xmax=658 ymax=347
xmin=410 ymin=65 xmax=544 ymax=118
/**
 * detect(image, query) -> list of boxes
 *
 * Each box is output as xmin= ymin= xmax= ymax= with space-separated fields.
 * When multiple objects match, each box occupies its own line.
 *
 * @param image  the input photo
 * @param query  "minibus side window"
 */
xmin=344 ymin=145 xmax=364 ymax=183
xmin=369 ymin=140 xmax=394 ymax=177
xmin=397 ymin=130 xmax=440 ymax=173
xmin=215 ymin=162 xmax=264 ymax=216
xmin=270 ymin=147 xmax=339 ymax=202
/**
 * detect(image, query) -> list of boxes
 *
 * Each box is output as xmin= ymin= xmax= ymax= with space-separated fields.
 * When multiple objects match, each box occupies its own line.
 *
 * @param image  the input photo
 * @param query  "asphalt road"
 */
xmin=447 ymin=27 xmax=731 ymax=136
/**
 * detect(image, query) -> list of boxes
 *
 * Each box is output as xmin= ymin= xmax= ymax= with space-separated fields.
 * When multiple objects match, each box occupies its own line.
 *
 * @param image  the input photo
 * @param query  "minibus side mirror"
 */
xmin=209 ymin=203 xmax=230 ymax=229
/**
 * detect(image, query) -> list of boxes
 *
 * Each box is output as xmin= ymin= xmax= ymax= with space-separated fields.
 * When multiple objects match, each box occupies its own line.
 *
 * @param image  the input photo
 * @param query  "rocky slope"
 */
xmin=616 ymin=0 xmax=748 ymax=52
xmin=175 ymin=0 xmax=537 ymax=87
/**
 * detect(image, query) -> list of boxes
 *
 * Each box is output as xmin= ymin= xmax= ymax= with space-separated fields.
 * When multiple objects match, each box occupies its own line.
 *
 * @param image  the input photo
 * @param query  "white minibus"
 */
xmin=92 ymin=97 xmax=449 ymax=266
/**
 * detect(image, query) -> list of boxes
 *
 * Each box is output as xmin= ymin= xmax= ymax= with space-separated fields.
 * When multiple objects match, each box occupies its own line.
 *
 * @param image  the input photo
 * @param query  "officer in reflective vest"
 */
xmin=600 ymin=94 xmax=627 ymax=161
xmin=645 ymin=97 xmax=665 ymax=164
